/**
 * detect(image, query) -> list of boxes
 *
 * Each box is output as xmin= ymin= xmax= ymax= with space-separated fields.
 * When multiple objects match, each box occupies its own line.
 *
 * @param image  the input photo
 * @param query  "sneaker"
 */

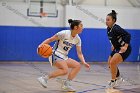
xmin=37 ymin=76 xmax=48 ymax=88
xmin=56 ymin=78 xmax=66 ymax=88
xmin=62 ymin=80 xmax=76 ymax=92
xmin=115 ymin=76 xmax=124 ymax=87
xmin=108 ymin=80 xmax=116 ymax=88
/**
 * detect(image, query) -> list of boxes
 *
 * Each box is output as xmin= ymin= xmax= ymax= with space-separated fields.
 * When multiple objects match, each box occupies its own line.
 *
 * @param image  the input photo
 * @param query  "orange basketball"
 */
xmin=37 ymin=44 xmax=52 ymax=58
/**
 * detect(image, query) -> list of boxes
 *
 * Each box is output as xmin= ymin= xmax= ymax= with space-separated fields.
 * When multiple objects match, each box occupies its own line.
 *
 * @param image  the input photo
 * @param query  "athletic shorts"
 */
xmin=110 ymin=45 xmax=132 ymax=61
xmin=49 ymin=51 xmax=68 ymax=66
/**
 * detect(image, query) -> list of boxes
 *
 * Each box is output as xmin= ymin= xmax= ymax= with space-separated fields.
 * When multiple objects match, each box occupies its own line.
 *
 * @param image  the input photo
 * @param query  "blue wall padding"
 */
xmin=0 ymin=26 xmax=140 ymax=62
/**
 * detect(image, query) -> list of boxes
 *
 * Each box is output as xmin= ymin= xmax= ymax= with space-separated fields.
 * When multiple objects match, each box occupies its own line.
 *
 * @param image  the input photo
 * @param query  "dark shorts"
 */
xmin=110 ymin=45 xmax=132 ymax=61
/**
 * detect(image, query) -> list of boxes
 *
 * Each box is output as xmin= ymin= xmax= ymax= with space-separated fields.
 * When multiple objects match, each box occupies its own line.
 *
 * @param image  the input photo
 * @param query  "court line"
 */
xmin=118 ymin=88 xmax=140 ymax=93
xmin=77 ymin=87 xmax=105 ymax=93
xmin=72 ymin=80 xmax=106 ymax=87
xmin=75 ymin=81 xmax=140 ymax=93
xmin=77 ymin=85 xmax=140 ymax=93
xmin=93 ymin=64 xmax=140 ymax=86
xmin=0 ymin=67 xmax=139 ymax=93
xmin=0 ymin=67 xmax=40 ymax=76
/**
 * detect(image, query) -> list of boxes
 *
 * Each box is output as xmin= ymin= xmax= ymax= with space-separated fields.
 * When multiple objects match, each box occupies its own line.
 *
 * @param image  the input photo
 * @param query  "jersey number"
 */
xmin=63 ymin=46 xmax=69 ymax=51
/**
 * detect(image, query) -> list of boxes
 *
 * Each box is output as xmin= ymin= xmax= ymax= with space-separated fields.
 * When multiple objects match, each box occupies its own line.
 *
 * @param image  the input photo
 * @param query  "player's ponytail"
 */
xmin=108 ymin=10 xmax=117 ymax=22
xmin=68 ymin=19 xmax=73 ymax=24
xmin=68 ymin=19 xmax=81 ymax=30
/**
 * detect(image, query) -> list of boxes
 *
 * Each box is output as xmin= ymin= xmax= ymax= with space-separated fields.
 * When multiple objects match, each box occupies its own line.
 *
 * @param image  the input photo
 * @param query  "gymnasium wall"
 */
xmin=73 ymin=0 xmax=132 ymax=6
xmin=0 ymin=2 xmax=140 ymax=62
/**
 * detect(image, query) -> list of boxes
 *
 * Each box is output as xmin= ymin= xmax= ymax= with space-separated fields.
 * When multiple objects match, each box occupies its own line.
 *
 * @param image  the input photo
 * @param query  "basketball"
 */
xmin=37 ymin=44 xmax=52 ymax=58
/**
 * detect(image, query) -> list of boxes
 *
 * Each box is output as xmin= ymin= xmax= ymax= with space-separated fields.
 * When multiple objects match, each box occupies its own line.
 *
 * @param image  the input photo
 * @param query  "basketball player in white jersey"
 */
xmin=37 ymin=19 xmax=90 ymax=92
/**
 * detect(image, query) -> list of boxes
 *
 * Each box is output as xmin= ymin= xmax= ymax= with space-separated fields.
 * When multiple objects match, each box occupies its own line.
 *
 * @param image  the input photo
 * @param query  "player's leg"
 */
xmin=66 ymin=58 xmax=81 ymax=80
xmin=108 ymin=56 xmax=112 ymax=68
xmin=108 ymin=53 xmax=123 ymax=88
xmin=108 ymin=56 xmax=120 ymax=79
xmin=116 ymin=68 xmax=120 ymax=78
xmin=59 ymin=58 xmax=81 ymax=92
xmin=115 ymin=46 xmax=131 ymax=87
xmin=48 ymin=61 xmax=69 ymax=79
xmin=38 ymin=59 xmax=69 ymax=88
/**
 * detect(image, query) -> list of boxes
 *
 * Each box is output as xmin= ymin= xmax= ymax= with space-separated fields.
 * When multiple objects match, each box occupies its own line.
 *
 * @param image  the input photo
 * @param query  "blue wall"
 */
xmin=0 ymin=26 xmax=140 ymax=62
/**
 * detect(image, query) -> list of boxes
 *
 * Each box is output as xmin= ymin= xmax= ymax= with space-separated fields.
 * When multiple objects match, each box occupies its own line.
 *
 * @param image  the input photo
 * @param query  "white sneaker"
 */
xmin=37 ymin=76 xmax=48 ymax=88
xmin=56 ymin=78 xmax=66 ymax=88
xmin=108 ymin=80 xmax=116 ymax=88
xmin=115 ymin=76 xmax=124 ymax=87
xmin=62 ymin=80 xmax=76 ymax=92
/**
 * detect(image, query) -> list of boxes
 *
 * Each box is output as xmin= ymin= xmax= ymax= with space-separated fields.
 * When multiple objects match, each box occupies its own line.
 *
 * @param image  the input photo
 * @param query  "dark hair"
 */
xmin=68 ymin=19 xmax=81 ymax=30
xmin=107 ymin=10 xmax=117 ymax=22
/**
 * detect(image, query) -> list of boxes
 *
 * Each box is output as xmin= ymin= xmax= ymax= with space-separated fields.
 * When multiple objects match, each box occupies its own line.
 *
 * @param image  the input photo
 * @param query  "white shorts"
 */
xmin=49 ymin=51 xmax=68 ymax=66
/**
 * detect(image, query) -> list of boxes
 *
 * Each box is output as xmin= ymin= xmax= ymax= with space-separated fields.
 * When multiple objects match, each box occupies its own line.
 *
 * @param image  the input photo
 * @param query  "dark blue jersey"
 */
xmin=107 ymin=24 xmax=131 ymax=49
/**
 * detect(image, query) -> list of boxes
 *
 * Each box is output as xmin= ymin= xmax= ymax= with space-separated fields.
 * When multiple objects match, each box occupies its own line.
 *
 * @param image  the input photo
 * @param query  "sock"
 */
xmin=43 ymin=74 xmax=49 ymax=80
xmin=111 ymin=79 xmax=116 ymax=82
xmin=66 ymin=79 xmax=72 ymax=82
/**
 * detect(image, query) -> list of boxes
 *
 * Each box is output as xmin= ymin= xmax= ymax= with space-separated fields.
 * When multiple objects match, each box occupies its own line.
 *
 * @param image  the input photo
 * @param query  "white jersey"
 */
xmin=53 ymin=30 xmax=81 ymax=59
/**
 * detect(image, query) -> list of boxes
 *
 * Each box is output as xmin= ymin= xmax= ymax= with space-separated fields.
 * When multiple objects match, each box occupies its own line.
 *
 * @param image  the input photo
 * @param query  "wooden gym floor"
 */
xmin=0 ymin=62 xmax=140 ymax=93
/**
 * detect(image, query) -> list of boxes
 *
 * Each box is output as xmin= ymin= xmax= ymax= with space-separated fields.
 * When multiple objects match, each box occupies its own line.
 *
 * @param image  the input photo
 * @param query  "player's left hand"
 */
xmin=119 ymin=45 xmax=128 ymax=53
xmin=83 ymin=62 xmax=90 ymax=71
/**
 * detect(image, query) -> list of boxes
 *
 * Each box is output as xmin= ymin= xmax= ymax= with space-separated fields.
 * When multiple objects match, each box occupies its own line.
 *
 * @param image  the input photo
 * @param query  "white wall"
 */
xmin=0 ymin=1 xmax=65 ymax=27
xmin=0 ymin=1 xmax=140 ymax=29
xmin=65 ymin=5 xmax=140 ymax=29
xmin=73 ymin=0 xmax=132 ymax=7
xmin=2 ymin=0 xmax=134 ymax=7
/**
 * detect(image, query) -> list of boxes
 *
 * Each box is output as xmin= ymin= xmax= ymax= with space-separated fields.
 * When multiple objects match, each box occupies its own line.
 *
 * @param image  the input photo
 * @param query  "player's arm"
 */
xmin=40 ymin=30 xmax=65 ymax=46
xmin=115 ymin=26 xmax=131 ymax=53
xmin=76 ymin=46 xmax=90 ymax=69
xmin=39 ymin=35 xmax=59 ymax=47
xmin=76 ymin=46 xmax=85 ymax=64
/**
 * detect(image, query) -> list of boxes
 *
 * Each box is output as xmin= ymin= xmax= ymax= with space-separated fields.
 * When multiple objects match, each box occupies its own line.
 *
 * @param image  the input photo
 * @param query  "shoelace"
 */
xmin=64 ymin=81 xmax=72 ymax=86
xmin=42 ymin=76 xmax=48 ymax=83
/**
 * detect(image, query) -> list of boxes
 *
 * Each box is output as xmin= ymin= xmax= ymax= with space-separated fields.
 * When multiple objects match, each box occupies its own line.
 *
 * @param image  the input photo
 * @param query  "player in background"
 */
xmin=106 ymin=10 xmax=131 ymax=88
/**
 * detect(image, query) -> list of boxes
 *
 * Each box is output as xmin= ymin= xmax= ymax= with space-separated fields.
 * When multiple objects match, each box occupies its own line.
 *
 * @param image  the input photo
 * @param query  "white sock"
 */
xmin=66 ymin=79 xmax=72 ymax=82
xmin=43 ymin=75 xmax=49 ymax=80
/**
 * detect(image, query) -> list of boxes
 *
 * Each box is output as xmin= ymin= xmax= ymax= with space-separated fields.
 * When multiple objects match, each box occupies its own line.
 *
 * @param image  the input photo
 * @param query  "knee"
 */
xmin=76 ymin=63 xmax=81 ymax=70
xmin=62 ymin=69 xmax=69 ymax=75
xmin=110 ymin=60 xmax=117 ymax=66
